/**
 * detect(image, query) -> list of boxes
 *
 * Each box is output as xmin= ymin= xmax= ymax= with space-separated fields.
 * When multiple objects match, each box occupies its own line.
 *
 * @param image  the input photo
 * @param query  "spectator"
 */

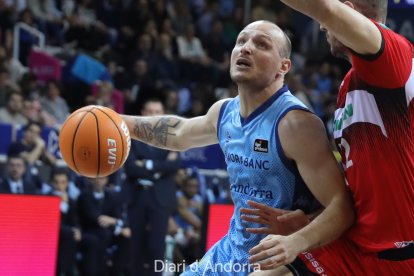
xmin=124 ymin=98 xmax=181 ymax=275
xmin=65 ymin=0 xmax=111 ymax=52
xmin=50 ymin=168 xmax=99 ymax=276
xmin=22 ymin=97 xmax=57 ymax=127
xmin=8 ymin=121 xmax=56 ymax=166
xmin=0 ymin=90 xmax=28 ymax=127
xmin=78 ymin=176 xmax=131 ymax=275
xmin=88 ymin=80 xmax=124 ymax=114
xmin=153 ymin=33 xmax=180 ymax=89
xmin=40 ymin=80 xmax=70 ymax=125
xmin=128 ymin=33 xmax=157 ymax=73
xmin=27 ymin=0 xmax=64 ymax=45
xmin=174 ymin=175 xmax=203 ymax=263
xmin=176 ymin=23 xmax=211 ymax=83
xmin=0 ymin=155 xmax=37 ymax=194
xmin=123 ymin=58 xmax=157 ymax=114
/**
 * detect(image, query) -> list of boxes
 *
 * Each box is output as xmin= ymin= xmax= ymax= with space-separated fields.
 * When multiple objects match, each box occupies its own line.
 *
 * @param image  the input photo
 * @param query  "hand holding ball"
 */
xmin=59 ymin=105 xmax=131 ymax=177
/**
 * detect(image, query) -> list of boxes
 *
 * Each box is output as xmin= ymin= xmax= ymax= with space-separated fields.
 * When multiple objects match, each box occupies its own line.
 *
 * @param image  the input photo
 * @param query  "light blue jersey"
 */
xmin=182 ymin=85 xmax=320 ymax=275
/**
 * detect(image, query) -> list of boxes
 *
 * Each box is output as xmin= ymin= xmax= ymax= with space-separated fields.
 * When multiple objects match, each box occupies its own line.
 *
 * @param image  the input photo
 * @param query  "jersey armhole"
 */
xmin=350 ymin=23 xmax=385 ymax=61
xmin=216 ymin=100 xmax=230 ymax=140
xmin=275 ymin=106 xmax=312 ymax=172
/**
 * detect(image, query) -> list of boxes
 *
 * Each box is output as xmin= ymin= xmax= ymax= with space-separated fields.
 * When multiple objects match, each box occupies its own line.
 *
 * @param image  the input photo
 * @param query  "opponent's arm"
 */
xmin=121 ymin=100 xmax=226 ymax=151
xmin=249 ymin=110 xmax=355 ymax=269
xmin=280 ymin=0 xmax=382 ymax=55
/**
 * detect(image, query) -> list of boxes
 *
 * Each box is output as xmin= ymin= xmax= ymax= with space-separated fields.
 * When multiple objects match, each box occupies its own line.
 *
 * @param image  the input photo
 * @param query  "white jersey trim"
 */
xmin=334 ymin=90 xmax=387 ymax=138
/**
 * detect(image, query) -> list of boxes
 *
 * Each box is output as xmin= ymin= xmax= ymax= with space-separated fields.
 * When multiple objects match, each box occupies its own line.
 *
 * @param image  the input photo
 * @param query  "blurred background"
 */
xmin=0 ymin=0 xmax=412 ymax=275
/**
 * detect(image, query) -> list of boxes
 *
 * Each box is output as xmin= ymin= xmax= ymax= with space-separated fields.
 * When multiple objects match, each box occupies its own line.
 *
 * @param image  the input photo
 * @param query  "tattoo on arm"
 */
xmin=133 ymin=117 xmax=181 ymax=146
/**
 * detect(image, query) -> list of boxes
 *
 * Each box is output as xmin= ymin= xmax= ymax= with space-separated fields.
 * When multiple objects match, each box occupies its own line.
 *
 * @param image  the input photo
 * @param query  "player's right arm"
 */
xmin=121 ymin=99 xmax=227 ymax=151
xmin=280 ymin=0 xmax=382 ymax=55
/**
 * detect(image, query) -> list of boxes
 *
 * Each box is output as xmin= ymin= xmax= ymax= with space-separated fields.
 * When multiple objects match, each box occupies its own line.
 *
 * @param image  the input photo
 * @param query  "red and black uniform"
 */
xmin=296 ymin=22 xmax=414 ymax=275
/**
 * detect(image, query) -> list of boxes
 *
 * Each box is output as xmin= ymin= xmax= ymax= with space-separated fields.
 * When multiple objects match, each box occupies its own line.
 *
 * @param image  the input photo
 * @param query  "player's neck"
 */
xmin=238 ymin=82 xmax=284 ymax=118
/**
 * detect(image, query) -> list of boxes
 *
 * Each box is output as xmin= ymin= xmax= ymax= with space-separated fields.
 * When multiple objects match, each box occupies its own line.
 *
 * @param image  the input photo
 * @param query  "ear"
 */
xmin=277 ymin=58 xmax=291 ymax=78
xmin=343 ymin=1 xmax=355 ymax=9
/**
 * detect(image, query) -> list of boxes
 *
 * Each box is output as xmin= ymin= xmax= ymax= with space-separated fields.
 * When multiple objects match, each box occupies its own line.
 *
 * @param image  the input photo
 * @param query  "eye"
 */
xmin=237 ymin=38 xmax=245 ymax=46
xmin=257 ymin=41 xmax=268 ymax=49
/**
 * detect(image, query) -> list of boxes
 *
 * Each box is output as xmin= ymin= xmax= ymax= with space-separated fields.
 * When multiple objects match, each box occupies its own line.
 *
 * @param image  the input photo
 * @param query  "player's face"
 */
xmin=321 ymin=25 xmax=348 ymax=58
xmin=230 ymin=22 xmax=283 ymax=86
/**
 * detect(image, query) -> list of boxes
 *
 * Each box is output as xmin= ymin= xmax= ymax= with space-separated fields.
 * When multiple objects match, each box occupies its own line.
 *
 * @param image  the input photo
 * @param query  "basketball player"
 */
xmin=242 ymin=0 xmax=414 ymax=275
xmin=121 ymin=20 xmax=355 ymax=274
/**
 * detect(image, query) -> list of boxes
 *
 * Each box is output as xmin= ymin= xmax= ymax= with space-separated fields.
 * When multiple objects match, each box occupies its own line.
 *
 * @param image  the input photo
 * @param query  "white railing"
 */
xmin=12 ymin=22 xmax=45 ymax=61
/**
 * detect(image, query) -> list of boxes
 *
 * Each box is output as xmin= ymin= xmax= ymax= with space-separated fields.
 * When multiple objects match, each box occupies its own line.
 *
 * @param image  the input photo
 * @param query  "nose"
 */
xmin=240 ymin=39 xmax=252 ymax=54
xmin=320 ymin=24 xmax=327 ymax=32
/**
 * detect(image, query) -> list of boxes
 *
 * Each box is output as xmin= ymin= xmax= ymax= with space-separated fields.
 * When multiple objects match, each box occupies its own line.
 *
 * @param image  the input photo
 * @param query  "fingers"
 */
xmin=249 ymin=243 xmax=285 ymax=264
xmin=249 ymin=238 xmax=289 ymax=271
xmin=240 ymin=207 xmax=261 ymax=216
xmin=277 ymin=209 xmax=308 ymax=223
xmin=256 ymin=254 xmax=287 ymax=269
xmin=240 ymin=206 xmax=271 ymax=220
xmin=245 ymin=227 xmax=272 ymax=235
xmin=249 ymin=238 xmax=276 ymax=255
xmin=247 ymin=200 xmax=287 ymax=215
xmin=240 ymin=214 xmax=269 ymax=225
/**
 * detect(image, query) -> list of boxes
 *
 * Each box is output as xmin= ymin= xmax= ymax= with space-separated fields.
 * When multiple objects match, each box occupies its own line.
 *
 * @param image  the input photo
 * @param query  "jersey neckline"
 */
xmin=239 ymin=85 xmax=289 ymax=127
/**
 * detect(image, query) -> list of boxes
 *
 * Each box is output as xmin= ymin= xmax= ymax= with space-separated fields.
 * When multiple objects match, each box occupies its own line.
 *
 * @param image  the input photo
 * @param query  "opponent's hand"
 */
xmin=249 ymin=234 xmax=305 ymax=270
xmin=240 ymin=200 xmax=310 ymax=235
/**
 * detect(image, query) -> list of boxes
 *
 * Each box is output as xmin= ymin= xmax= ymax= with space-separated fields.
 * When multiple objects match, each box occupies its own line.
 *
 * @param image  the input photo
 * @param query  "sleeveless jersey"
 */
xmin=334 ymin=21 xmax=414 ymax=252
xmin=182 ymin=85 xmax=320 ymax=275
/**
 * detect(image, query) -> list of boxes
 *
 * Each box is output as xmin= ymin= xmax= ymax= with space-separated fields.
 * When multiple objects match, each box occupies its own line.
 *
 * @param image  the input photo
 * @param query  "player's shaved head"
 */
xmin=243 ymin=20 xmax=292 ymax=58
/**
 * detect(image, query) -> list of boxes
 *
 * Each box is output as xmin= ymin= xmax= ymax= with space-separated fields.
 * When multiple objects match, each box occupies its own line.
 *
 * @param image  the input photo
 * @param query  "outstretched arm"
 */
xmin=280 ymin=0 xmax=382 ymax=55
xmin=249 ymin=110 xmax=355 ymax=269
xmin=121 ymin=100 xmax=226 ymax=151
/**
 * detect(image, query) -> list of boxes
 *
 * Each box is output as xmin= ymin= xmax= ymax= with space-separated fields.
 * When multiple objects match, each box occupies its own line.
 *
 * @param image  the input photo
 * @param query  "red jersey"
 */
xmin=334 ymin=22 xmax=414 ymax=252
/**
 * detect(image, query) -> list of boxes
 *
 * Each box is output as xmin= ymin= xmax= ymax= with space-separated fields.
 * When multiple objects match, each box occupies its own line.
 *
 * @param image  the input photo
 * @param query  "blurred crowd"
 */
xmin=0 ymin=0 xmax=361 ymax=275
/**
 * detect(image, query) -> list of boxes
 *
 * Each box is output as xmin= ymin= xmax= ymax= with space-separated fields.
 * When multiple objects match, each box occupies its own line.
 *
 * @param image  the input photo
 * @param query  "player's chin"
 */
xmin=230 ymin=72 xmax=252 ymax=83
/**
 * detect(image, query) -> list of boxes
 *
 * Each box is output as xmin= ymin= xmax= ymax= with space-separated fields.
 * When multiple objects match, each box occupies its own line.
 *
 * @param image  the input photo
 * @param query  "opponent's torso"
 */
xmin=334 ymin=23 xmax=414 ymax=252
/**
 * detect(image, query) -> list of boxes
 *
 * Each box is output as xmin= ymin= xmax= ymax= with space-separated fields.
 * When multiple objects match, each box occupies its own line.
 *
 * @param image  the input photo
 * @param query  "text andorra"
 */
xmin=230 ymin=183 xmax=274 ymax=199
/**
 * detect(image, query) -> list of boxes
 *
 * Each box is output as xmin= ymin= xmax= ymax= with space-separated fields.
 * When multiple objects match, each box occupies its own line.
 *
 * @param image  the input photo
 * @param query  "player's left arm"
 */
xmin=281 ymin=110 xmax=355 ymax=249
xmin=249 ymin=110 xmax=355 ymax=269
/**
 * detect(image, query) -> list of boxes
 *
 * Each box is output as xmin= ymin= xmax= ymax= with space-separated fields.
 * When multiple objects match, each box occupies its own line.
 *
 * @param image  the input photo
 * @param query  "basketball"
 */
xmin=59 ymin=105 xmax=131 ymax=177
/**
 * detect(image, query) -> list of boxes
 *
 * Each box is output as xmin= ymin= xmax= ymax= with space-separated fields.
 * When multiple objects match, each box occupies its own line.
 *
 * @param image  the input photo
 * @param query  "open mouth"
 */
xmin=236 ymin=58 xmax=252 ymax=68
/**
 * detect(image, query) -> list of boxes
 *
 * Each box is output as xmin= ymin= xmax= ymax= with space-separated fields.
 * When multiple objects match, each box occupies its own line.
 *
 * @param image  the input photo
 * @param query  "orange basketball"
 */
xmin=59 ymin=105 xmax=131 ymax=177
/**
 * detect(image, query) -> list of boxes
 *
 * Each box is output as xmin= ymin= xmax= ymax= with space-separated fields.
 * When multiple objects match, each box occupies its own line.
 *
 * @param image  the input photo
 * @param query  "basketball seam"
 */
xmin=94 ymin=107 xmax=125 ymax=170
xmin=88 ymin=110 xmax=101 ymax=177
xmin=71 ymin=111 xmax=92 ymax=174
